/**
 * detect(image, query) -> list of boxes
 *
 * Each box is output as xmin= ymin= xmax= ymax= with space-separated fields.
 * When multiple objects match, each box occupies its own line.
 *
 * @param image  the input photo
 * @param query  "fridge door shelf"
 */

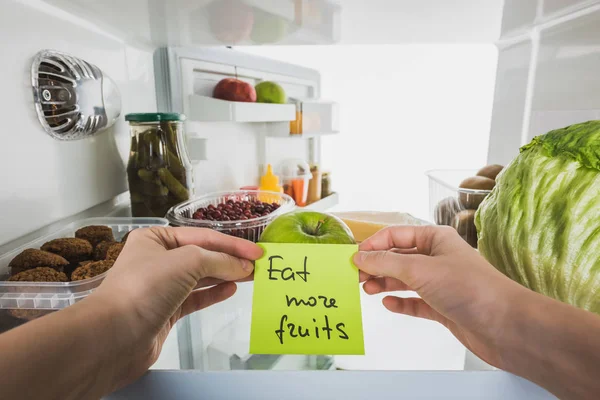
xmin=188 ymin=95 xmax=296 ymax=123
xmin=265 ymin=126 xmax=340 ymax=138
xmin=266 ymin=100 xmax=339 ymax=137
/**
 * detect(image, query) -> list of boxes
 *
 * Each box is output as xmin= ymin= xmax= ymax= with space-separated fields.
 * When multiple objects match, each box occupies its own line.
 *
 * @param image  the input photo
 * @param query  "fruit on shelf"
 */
xmin=213 ymin=78 xmax=257 ymax=103
xmin=458 ymin=176 xmax=496 ymax=209
xmin=476 ymin=164 xmax=504 ymax=181
xmin=434 ymin=197 xmax=462 ymax=226
xmin=452 ymin=209 xmax=478 ymax=248
xmin=255 ymin=81 xmax=287 ymax=104
xmin=260 ymin=211 xmax=355 ymax=244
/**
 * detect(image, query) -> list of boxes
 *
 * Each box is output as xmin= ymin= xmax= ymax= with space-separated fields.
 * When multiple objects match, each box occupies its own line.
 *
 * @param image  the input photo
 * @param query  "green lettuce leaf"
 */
xmin=476 ymin=120 xmax=600 ymax=313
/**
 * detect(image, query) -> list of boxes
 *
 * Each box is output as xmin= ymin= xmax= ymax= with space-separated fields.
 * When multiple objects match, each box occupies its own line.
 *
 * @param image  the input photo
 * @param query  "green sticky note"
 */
xmin=250 ymin=243 xmax=365 ymax=355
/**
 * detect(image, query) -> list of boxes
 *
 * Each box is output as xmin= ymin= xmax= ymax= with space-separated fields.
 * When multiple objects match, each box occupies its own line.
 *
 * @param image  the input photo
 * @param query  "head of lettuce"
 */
xmin=476 ymin=120 xmax=600 ymax=314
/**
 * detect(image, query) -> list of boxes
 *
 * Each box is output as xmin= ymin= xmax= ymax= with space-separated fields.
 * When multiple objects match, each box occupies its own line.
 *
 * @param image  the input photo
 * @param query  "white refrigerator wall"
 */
xmin=489 ymin=0 xmax=600 ymax=164
xmin=0 ymin=0 xmax=156 ymax=246
xmin=0 ymin=0 xmax=183 ymax=371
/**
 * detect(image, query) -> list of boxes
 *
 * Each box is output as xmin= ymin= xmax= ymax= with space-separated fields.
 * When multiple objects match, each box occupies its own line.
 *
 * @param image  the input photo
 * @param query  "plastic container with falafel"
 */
xmin=0 ymin=217 xmax=168 ymax=333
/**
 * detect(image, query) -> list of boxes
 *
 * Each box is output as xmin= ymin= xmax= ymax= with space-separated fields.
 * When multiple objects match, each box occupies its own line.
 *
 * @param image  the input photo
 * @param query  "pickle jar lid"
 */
xmin=125 ymin=113 xmax=186 ymax=122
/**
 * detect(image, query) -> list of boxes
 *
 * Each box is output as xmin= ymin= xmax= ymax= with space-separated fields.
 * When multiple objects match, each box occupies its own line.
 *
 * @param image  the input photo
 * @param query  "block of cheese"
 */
xmin=332 ymin=211 xmax=430 ymax=243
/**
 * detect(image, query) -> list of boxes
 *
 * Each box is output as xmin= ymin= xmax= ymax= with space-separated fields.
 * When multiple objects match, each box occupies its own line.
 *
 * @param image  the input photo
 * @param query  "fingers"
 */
xmin=360 ymin=226 xmax=423 ymax=252
xmin=358 ymin=250 xmax=417 ymax=283
xmin=382 ymin=296 xmax=447 ymax=326
xmin=144 ymin=227 xmax=264 ymax=260
xmin=169 ymin=245 xmax=254 ymax=282
xmin=179 ymin=282 xmax=237 ymax=319
xmin=359 ymin=271 xmax=371 ymax=283
xmin=363 ymin=277 xmax=412 ymax=294
xmin=354 ymin=250 xmax=427 ymax=288
xmin=194 ymin=273 xmax=255 ymax=289
xmin=390 ymin=248 xmax=419 ymax=255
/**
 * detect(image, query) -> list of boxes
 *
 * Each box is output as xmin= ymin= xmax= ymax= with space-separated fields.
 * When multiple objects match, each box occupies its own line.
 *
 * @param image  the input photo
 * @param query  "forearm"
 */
xmin=501 ymin=289 xmax=600 ymax=400
xmin=0 ymin=298 xmax=130 ymax=400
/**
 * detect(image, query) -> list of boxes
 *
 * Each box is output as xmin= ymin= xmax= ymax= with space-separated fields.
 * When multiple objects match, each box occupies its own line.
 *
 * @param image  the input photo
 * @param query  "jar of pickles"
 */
xmin=125 ymin=113 xmax=194 ymax=217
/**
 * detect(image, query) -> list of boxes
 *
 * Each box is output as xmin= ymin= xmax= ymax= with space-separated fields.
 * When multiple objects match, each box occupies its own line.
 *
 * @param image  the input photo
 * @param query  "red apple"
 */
xmin=213 ymin=78 xmax=257 ymax=103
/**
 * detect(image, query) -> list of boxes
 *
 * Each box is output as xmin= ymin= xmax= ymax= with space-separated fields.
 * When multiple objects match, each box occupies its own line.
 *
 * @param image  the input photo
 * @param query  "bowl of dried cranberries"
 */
xmin=165 ymin=191 xmax=295 ymax=242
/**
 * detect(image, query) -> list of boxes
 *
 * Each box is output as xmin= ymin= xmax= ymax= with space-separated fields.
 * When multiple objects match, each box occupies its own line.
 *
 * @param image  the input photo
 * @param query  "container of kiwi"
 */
xmin=426 ymin=165 xmax=504 ymax=248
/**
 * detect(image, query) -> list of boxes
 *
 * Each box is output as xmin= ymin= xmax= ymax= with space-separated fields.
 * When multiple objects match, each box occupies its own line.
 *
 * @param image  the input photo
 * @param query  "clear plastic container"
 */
xmin=0 ymin=217 xmax=169 ymax=333
xmin=426 ymin=170 xmax=494 ymax=248
xmin=277 ymin=159 xmax=312 ymax=207
xmin=166 ymin=191 xmax=295 ymax=242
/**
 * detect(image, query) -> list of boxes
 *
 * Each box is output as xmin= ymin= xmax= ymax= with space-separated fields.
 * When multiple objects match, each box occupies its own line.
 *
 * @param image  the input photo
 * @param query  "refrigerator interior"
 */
xmin=0 ymin=0 xmax=598 ymax=382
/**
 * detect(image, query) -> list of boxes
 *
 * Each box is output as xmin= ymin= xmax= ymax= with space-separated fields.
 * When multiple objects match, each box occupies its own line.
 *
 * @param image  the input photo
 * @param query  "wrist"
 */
xmin=70 ymin=294 xmax=149 ymax=392
xmin=490 ymin=285 xmax=538 ymax=371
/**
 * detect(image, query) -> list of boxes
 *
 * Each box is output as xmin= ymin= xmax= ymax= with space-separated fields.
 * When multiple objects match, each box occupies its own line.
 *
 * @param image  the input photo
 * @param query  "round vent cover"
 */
xmin=31 ymin=50 xmax=122 ymax=141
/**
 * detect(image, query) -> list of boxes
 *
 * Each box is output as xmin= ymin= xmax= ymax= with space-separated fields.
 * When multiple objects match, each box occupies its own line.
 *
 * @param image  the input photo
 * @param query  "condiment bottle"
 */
xmin=321 ymin=172 xmax=332 ymax=198
xmin=259 ymin=164 xmax=283 ymax=193
xmin=289 ymin=98 xmax=303 ymax=135
xmin=307 ymin=164 xmax=322 ymax=204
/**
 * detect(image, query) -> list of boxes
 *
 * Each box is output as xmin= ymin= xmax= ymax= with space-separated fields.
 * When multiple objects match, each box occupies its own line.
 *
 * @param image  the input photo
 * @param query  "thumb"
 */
xmin=354 ymin=250 xmax=427 ymax=289
xmin=169 ymin=245 xmax=254 ymax=282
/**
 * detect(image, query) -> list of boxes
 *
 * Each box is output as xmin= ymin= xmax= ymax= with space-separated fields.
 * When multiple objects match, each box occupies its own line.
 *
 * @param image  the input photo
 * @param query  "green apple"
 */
xmin=260 ymin=211 xmax=356 ymax=244
xmin=255 ymin=81 xmax=287 ymax=104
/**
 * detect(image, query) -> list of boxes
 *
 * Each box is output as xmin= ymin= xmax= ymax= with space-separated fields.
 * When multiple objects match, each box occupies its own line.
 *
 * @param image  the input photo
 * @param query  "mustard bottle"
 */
xmin=259 ymin=164 xmax=283 ymax=193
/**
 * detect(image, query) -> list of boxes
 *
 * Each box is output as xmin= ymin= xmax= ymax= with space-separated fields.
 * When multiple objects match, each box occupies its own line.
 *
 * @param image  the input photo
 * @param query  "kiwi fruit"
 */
xmin=477 ymin=164 xmax=504 ymax=181
xmin=459 ymin=176 xmax=496 ymax=209
xmin=435 ymin=197 xmax=461 ymax=226
xmin=452 ymin=209 xmax=478 ymax=248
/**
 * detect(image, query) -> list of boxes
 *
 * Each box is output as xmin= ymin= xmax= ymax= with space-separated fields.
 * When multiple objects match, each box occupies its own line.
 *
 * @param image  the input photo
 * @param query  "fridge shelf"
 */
xmin=265 ymin=128 xmax=340 ymax=138
xmin=188 ymin=95 xmax=296 ymax=123
xmin=183 ymin=0 xmax=340 ymax=46
xmin=301 ymin=193 xmax=339 ymax=212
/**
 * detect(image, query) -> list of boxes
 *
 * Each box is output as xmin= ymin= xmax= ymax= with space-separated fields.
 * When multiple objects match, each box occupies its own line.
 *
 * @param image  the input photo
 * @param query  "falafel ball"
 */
xmin=71 ymin=260 xmax=114 ymax=281
xmin=64 ymin=260 xmax=93 ymax=278
xmin=75 ymin=225 xmax=115 ymax=248
xmin=93 ymin=241 xmax=114 ymax=260
xmin=8 ymin=267 xmax=69 ymax=282
xmin=106 ymin=242 xmax=125 ymax=261
xmin=41 ymin=238 xmax=93 ymax=264
xmin=8 ymin=249 xmax=69 ymax=275
xmin=8 ymin=309 xmax=54 ymax=322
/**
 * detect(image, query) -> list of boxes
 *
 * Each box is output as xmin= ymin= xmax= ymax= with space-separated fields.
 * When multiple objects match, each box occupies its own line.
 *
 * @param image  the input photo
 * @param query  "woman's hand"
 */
xmin=354 ymin=226 xmax=525 ymax=369
xmin=90 ymin=227 xmax=263 ymax=390
xmin=355 ymin=225 xmax=600 ymax=400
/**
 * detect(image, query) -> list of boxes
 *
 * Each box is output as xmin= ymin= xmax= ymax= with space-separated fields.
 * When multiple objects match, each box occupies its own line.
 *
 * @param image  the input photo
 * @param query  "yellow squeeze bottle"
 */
xmin=259 ymin=164 xmax=283 ymax=193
